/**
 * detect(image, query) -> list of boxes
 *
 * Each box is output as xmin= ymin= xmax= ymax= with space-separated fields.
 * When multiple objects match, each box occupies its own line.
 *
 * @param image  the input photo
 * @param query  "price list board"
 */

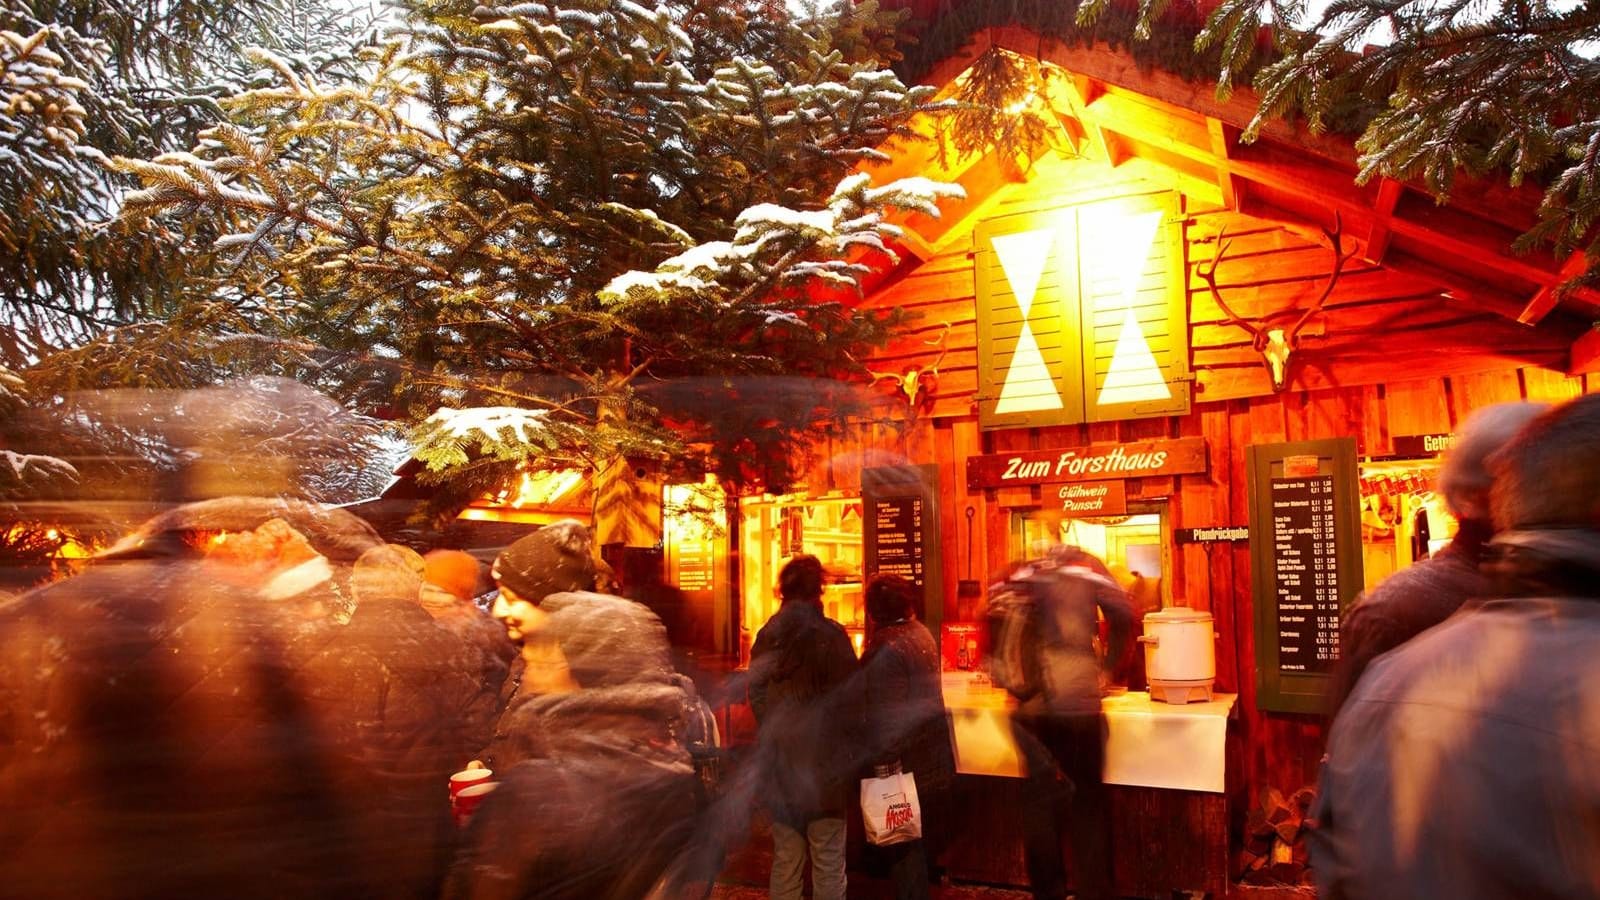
xmin=862 ymin=464 xmax=945 ymax=635
xmin=1269 ymin=476 xmax=1340 ymax=673
xmin=1247 ymin=439 xmax=1363 ymax=714
xmin=870 ymin=496 xmax=926 ymax=589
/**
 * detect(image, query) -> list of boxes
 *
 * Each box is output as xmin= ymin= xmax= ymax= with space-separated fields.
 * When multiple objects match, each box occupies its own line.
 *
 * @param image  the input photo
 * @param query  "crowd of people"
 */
xmin=4 ymin=393 xmax=1600 ymax=899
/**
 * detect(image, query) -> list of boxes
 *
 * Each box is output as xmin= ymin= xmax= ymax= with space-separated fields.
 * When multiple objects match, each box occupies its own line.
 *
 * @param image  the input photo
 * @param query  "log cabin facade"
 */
xmin=736 ymin=20 xmax=1600 ymax=895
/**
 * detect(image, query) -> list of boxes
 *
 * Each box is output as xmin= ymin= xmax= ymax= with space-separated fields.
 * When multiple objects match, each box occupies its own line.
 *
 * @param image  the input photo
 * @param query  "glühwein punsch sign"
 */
xmin=966 ymin=437 xmax=1207 ymax=491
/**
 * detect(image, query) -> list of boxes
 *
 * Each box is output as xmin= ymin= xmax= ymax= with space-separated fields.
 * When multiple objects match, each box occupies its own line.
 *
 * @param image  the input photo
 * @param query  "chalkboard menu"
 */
xmin=862 ymin=465 xmax=945 ymax=636
xmin=1269 ymin=475 xmax=1340 ymax=674
xmin=871 ymin=496 xmax=926 ymax=588
xmin=1247 ymin=439 xmax=1362 ymax=714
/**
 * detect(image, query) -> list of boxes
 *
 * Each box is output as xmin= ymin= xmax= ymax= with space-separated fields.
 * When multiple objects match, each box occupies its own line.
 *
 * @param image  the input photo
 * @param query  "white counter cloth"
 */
xmin=941 ymin=674 xmax=1236 ymax=793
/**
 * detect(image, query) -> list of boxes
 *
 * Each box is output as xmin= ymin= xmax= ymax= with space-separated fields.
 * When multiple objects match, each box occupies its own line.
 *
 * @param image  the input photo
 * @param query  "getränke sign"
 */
xmin=966 ymin=437 xmax=1207 ymax=490
xmin=1393 ymin=432 xmax=1456 ymax=457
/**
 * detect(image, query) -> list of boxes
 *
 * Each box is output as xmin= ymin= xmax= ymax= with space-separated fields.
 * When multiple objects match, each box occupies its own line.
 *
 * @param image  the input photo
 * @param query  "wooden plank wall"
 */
xmin=828 ymin=153 xmax=1600 ymax=831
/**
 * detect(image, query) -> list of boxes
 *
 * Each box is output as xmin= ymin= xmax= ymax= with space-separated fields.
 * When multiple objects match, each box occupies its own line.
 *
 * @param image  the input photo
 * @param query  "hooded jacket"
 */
xmin=447 ymin=592 xmax=700 ymax=900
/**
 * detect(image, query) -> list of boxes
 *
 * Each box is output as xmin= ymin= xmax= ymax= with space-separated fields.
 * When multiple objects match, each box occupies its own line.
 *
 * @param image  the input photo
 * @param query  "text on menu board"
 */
xmin=871 ymin=496 xmax=926 ymax=589
xmin=1271 ymin=475 xmax=1341 ymax=673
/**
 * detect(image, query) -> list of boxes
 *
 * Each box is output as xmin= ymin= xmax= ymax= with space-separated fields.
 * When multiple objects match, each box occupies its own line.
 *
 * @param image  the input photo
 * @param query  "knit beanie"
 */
xmin=538 ymin=591 xmax=673 ymax=687
xmin=491 ymin=519 xmax=596 ymax=602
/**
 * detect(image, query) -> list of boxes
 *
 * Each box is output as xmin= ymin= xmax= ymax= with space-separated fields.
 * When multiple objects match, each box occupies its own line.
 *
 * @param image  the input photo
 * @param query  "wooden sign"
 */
xmin=1175 ymin=526 xmax=1250 ymax=544
xmin=966 ymin=436 xmax=1207 ymax=490
xmin=1246 ymin=438 xmax=1364 ymax=715
xmin=1044 ymin=480 xmax=1127 ymax=516
xmin=1393 ymin=432 xmax=1456 ymax=456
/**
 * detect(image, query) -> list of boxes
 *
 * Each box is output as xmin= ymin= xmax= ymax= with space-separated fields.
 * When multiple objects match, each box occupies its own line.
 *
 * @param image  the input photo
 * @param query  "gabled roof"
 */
xmin=864 ymin=27 xmax=1599 ymax=355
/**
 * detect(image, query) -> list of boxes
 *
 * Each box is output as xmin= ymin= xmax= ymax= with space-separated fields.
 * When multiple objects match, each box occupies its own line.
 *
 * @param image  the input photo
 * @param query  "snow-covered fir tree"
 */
xmin=0 ymin=0 xmax=379 ymax=365
xmin=113 ymin=0 xmax=959 ymax=529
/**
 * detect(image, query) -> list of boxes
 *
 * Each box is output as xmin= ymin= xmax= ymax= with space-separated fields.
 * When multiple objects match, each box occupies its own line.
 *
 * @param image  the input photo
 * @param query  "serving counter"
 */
xmin=940 ymin=673 xmax=1238 ymax=898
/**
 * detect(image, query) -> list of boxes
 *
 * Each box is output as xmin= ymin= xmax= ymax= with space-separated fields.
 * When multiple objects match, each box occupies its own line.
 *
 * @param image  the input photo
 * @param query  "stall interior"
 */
xmin=1012 ymin=509 xmax=1167 ymax=616
xmin=739 ymin=492 xmax=865 ymax=662
xmin=1358 ymin=458 xmax=1454 ymax=591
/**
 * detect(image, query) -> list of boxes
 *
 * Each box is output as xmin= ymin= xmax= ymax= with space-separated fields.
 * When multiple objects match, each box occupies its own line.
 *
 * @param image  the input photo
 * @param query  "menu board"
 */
xmin=862 ymin=465 xmax=945 ymax=636
xmin=1246 ymin=439 xmax=1362 ymax=714
xmin=1270 ymin=475 xmax=1340 ymax=674
xmin=675 ymin=539 xmax=715 ymax=592
xmin=871 ymin=496 xmax=926 ymax=589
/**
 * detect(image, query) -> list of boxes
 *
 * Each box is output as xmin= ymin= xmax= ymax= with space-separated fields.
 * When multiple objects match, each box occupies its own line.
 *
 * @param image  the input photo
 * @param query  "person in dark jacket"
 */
xmin=749 ymin=554 xmax=859 ymax=900
xmin=1326 ymin=401 xmax=1546 ymax=715
xmin=1001 ymin=544 xmax=1134 ymax=900
xmin=1310 ymin=394 xmax=1600 ymax=900
xmin=861 ymin=573 xmax=956 ymax=900
xmin=0 ymin=500 xmax=436 ymax=900
xmin=447 ymin=522 xmax=701 ymax=900
xmin=295 ymin=543 xmax=498 ymax=900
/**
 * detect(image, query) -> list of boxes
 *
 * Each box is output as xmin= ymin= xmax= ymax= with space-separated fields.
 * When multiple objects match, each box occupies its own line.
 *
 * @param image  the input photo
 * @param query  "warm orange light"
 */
xmin=851 ymin=629 xmax=865 ymax=657
xmin=504 ymin=469 xmax=584 ymax=509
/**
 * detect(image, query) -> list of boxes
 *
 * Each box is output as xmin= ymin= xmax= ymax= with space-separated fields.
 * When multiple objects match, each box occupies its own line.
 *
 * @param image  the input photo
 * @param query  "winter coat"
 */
xmin=748 ymin=600 xmax=861 ymax=826
xmin=447 ymin=591 xmax=701 ymax=900
xmin=1326 ymin=522 xmax=1492 ymax=715
xmin=861 ymin=619 xmax=955 ymax=796
xmin=293 ymin=594 xmax=502 ymax=899
xmin=1011 ymin=561 xmax=1135 ymax=717
xmin=0 ymin=555 xmax=391 ymax=900
xmin=1310 ymin=590 xmax=1600 ymax=899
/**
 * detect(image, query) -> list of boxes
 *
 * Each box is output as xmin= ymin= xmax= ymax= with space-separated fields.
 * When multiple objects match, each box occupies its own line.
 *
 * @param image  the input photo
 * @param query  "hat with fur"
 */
xmin=492 ymin=519 xmax=597 ymax=602
xmin=1438 ymin=402 xmax=1548 ymax=521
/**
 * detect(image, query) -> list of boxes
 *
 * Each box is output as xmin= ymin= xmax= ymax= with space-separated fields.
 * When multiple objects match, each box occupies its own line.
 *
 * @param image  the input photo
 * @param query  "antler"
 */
xmin=923 ymin=321 xmax=951 ymax=376
xmin=1285 ymin=211 xmax=1354 ymax=342
xmin=1196 ymin=228 xmax=1265 ymax=348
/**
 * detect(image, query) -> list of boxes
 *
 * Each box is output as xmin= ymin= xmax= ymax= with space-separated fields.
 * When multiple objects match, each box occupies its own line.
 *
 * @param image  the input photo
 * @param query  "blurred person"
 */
xmin=861 ymin=573 xmax=956 ymax=900
xmin=448 ymin=521 xmax=702 ymax=899
xmin=295 ymin=542 xmax=500 ymax=899
xmin=423 ymin=548 xmax=517 ymax=708
xmin=748 ymin=554 xmax=860 ymax=900
xmin=1310 ymin=394 xmax=1600 ymax=899
xmin=1327 ymin=401 xmax=1547 ymax=714
xmin=0 ymin=502 xmax=390 ymax=900
xmin=994 ymin=544 xmax=1134 ymax=900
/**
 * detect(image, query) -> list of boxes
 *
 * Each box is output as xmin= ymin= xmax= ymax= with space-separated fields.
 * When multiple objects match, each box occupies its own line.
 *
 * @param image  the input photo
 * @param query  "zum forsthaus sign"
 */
xmin=966 ymin=437 xmax=1208 ymax=491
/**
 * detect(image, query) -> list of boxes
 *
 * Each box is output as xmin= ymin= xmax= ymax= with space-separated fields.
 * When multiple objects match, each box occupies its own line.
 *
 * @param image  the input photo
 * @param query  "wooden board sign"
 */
xmin=1246 ymin=438 xmax=1364 ymax=714
xmin=1044 ymin=480 xmax=1127 ymax=516
xmin=966 ymin=437 xmax=1207 ymax=490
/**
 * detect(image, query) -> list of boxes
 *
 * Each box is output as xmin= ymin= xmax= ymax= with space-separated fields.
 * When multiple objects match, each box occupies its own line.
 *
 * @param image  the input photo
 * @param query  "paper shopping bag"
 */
xmin=860 ymin=768 xmax=922 ymax=846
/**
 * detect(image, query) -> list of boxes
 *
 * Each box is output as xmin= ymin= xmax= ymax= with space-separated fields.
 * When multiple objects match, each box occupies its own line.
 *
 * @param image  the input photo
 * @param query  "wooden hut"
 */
xmin=721 ymin=14 xmax=1599 ymax=898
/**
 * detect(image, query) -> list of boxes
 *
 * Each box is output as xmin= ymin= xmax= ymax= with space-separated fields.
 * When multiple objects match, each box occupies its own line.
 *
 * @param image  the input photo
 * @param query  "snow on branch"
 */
xmin=597 ymin=173 xmax=963 ymax=307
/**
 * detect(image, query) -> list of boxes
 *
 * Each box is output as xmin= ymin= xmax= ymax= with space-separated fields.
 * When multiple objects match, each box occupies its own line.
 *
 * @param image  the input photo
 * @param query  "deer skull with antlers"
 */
xmin=866 ymin=322 xmax=950 ymax=412
xmin=1197 ymin=213 xmax=1355 ymax=392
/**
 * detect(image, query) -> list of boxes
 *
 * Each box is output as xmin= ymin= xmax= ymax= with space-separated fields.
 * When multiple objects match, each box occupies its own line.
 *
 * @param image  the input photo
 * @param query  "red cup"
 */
xmin=453 ymin=781 xmax=499 ymax=827
xmin=449 ymin=767 xmax=494 ymax=800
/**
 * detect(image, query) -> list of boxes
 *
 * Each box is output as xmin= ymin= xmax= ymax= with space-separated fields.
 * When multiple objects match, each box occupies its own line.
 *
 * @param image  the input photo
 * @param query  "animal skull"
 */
xmin=1259 ymin=328 xmax=1292 ymax=392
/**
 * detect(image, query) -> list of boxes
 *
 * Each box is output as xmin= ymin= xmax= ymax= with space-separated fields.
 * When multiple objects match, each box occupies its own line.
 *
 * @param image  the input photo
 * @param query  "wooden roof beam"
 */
xmin=1570 ymin=325 xmax=1600 ymax=375
xmin=1206 ymin=118 xmax=1241 ymax=210
xmin=1223 ymin=156 xmax=1600 ymax=308
xmin=1054 ymin=75 xmax=1125 ymax=167
xmin=1239 ymin=194 xmax=1531 ymax=322
xmin=1363 ymin=179 xmax=1404 ymax=264
xmin=1521 ymin=250 xmax=1589 ymax=325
